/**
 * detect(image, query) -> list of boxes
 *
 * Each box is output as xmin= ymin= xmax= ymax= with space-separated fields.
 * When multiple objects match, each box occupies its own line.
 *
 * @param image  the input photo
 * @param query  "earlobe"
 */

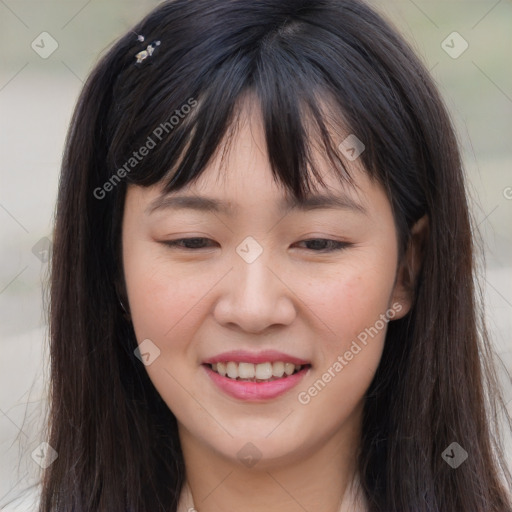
xmin=391 ymin=215 xmax=429 ymax=319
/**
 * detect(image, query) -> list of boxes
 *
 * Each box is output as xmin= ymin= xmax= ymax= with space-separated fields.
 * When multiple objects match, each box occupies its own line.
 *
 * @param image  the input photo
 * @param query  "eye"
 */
xmin=162 ymin=237 xmax=217 ymax=250
xmin=162 ymin=237 xmax=349 ymax=253
xmin=293 ymin=239 xmax=350 ymax=252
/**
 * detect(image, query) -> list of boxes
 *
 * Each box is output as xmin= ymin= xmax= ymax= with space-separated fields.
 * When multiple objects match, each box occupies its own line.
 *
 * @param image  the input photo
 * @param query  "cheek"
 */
xmin=124 ymin=248 xmax=208 ymax=343
xmin=293 ymin=269 xmax=394 ymax=418
xmin=122 ymin=239 xmax=167 ymax=324
xmin=293 ymin=254 xmax=398 ymax=416
xmin=300 ymin=257 xmax=397 ymax=343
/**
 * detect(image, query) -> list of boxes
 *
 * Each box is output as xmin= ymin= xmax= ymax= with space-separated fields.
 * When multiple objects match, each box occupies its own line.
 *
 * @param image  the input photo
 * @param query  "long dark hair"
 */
xmin=41 ymin=0 xmax=512 ymax=510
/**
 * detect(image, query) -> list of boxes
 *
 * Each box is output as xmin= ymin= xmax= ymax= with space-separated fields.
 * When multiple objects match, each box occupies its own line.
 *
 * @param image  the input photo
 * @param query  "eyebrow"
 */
xmin=145 ymin=192 xmax=367 ymax=216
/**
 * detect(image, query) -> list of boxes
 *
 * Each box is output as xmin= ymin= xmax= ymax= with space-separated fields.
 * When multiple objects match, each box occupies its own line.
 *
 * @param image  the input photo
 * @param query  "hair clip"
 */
xmin=135 ymin=40 xmax=161 ymax=64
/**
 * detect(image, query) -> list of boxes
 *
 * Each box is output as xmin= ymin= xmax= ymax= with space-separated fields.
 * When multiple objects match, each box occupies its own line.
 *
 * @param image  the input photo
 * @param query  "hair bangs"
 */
xmin=104 ymin=28 xmax=367 ymax=208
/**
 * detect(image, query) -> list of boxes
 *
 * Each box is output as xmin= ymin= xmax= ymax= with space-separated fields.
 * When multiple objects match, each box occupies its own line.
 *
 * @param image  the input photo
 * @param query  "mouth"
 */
xmin=206 ymin=361 xmax=310 ymax=383
xmin=202 ymin=350 xmax=311 ymax=400
xmin=202 ymin=355 xmax=312 ymax=401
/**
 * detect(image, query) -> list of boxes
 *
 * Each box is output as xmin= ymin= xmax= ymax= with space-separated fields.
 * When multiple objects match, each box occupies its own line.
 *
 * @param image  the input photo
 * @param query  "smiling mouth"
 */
xmin=207 ymin=361 xmax=310 ymax=383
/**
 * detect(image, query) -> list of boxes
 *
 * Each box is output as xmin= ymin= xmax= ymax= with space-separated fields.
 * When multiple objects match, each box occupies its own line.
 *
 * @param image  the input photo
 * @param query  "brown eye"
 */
xmin=294 ymin=239 xmax=350 ymax=252
xmin=163 ymin=238 xmax=217 ymax=250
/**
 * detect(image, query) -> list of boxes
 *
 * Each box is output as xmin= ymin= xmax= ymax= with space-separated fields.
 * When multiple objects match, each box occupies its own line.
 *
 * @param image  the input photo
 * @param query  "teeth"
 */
xmin=255 ymin=362 xmax=273 ymax=380
xmin=210 ymin=361 xmax=305 ymax=381
xmin=272 ymin=361 xmax=284 ymax=378
xmin=284 ymin=363 xmax=295 ymax=376
xmin=217 ymin=362 xmax=226 ymax=377
xmin=226 ymin=361 xmax=238 ymax=379
xmin=238 ymin=362 xmax=255 ymax=379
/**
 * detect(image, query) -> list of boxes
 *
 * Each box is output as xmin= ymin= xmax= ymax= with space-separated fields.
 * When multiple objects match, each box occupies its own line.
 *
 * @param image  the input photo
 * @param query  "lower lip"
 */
xmin=203 ymin=364 xmax=310 ymax=401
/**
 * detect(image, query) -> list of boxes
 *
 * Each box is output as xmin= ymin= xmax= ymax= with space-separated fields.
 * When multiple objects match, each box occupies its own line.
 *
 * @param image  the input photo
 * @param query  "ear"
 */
xmin=390 ymin=215 xmax=429 ymax=319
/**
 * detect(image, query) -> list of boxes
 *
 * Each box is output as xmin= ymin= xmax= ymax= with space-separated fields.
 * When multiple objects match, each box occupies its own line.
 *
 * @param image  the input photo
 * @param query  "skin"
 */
xmin=121 ymin=97 xmax=426 ymax=512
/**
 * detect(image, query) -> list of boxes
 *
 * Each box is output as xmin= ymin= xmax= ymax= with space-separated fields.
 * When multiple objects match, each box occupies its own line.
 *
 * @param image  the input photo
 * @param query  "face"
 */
xmin=121 ymin=98 xmax=411 ymax=470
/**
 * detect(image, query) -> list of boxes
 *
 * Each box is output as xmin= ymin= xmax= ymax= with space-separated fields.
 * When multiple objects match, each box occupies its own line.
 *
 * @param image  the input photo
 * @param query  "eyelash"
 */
xmin=162 ymin=237 xmax=350 ymax=253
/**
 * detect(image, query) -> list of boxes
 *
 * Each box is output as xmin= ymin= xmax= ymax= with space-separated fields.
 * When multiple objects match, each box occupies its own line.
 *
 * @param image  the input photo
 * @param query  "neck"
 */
xmin=177 ymin=404 xmax=365 ymax=512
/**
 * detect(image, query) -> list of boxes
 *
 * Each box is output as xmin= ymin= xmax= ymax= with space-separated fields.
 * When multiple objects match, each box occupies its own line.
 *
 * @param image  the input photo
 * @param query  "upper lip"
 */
xmin=203 ymin=350 xmax=310 ymax=366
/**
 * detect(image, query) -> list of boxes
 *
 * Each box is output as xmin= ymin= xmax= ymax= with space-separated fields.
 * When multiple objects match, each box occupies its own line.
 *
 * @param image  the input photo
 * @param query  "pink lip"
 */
xmin=203 ymin=349 xmax=309 ymax=365
xmin=203 ymin=364 xmax=311 ymax=401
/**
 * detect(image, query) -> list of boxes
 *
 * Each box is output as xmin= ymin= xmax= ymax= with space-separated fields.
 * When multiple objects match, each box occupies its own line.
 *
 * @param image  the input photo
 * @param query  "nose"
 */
xmin=213 ymin=249 xmax=297 ymax=334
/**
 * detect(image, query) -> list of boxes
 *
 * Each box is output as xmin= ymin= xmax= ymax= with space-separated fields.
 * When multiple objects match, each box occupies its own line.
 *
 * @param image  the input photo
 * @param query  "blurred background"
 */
xmin=0 ymin=0 xmax=511 ymax=509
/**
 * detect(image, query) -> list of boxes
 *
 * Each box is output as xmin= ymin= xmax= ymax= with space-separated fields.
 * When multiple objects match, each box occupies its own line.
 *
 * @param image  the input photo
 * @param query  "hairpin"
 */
xmin=135 ymin=39 xmax=161 ymax=64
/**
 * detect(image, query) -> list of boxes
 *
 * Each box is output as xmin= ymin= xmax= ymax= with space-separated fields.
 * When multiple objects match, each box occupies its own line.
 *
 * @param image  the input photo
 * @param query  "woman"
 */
xmin=40 ymin=0 xmax=512 ymax=510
